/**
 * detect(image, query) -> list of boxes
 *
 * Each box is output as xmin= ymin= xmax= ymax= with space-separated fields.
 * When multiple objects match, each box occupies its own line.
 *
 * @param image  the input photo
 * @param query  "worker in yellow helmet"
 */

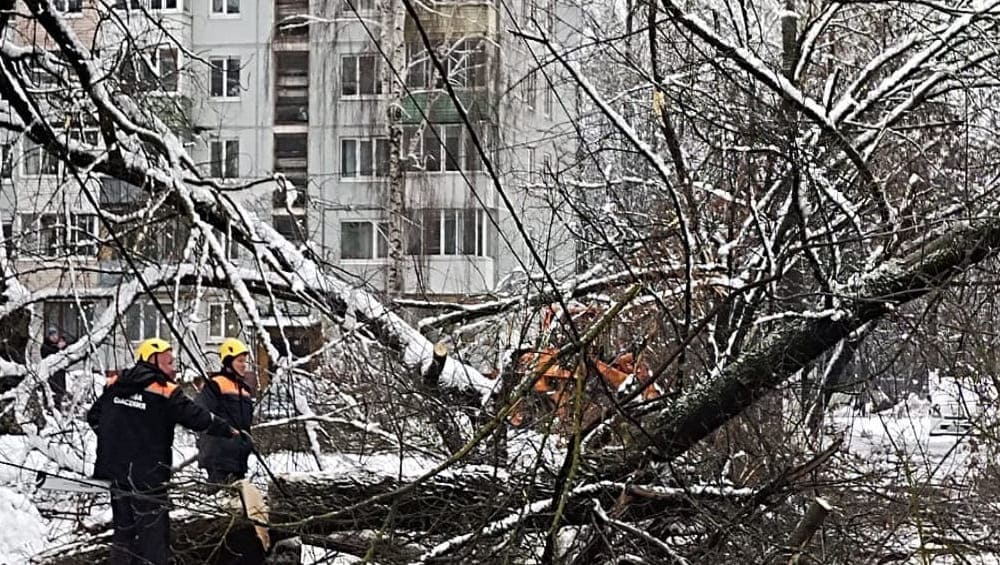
xmin=195 ymin=337 xmax=255 ymax=490
xmin=87 ymin=338 xmax=238 ymax=565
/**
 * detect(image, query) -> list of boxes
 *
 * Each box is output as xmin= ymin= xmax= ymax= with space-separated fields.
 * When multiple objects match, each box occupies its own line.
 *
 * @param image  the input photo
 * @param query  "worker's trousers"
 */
xmin=109 ymin=486 xmax=170 ymax=565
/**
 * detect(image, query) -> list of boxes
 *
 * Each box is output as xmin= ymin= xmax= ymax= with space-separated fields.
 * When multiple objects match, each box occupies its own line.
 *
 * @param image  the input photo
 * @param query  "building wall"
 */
xmin=0 ymin=0 xmax=581 ymax=372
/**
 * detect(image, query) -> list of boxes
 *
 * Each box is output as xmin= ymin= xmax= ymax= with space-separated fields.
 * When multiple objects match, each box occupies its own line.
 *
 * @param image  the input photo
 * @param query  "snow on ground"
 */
xmin=827 ymin=403 xmax=977 ymax=480
xmin=0 ymin=487 xmax=46 ymax=564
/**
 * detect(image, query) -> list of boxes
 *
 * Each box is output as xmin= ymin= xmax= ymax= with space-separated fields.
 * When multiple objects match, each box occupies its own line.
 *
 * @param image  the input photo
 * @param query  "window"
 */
xmin=341 ymin=54 xmax=381 ymax=96
xmin=28 ymin=54 xmax=62 ymax=91
xmin=210 ymin=139 xmax=240 ymax=178
xmin=210 ymin=57 xmax=241 ymax=98
xmin=153 ymin=48 xmax=179 ymax=92
xmin=524 ymin=71 xmax=537 ymax=111
xmin=402 ymin=124 xmax=484 ymax=173
xmin=527 ymin=145 xmax=536 ymax=183
xmin=125 ymin=47 xmax=179 ymax=93
xmin=23 ymin=214 xmax=99 ymax=258
xmin=23 ymin=138 xmax=58 ymax=176
xmin=117 ymin=0 xmax=178 ymax=9
xmin=406 ymin=38 xmax=488 ymax=89
xmin=212 ymin=0 xmax=239 ymax=15
xmin=341 ymin=138 xmax=389 ymax=178
xmin=1 ymin=144 xmax=11 ymax=179
xmin=405 ymin=209 xmax=493 ymax=257
xmin=44 ymin=301 xmax=95 ymax=344
xmin=54 ymin=0 xmax=82 ymax=12
xmin=341 ymin=221 xmax=388 ymax=260
xmin=214 ymin=226 xmax=240 ymax=260
xmin=109 ymin=216 xmax=190 ymax=262
xmin=209 ymin=303 xmax=240 ymax=340
xmin=543 ymin=78 xmax=553 ymax=116
xmin=275 ymin=0 xmax=308 ymax=37
xmin=125 ymin=301 xmax=173 ymax=342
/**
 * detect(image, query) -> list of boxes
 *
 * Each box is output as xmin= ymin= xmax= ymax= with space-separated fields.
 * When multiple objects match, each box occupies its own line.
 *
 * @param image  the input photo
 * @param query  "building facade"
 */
xmin=0 ymin=0 xmax=577 ymax=375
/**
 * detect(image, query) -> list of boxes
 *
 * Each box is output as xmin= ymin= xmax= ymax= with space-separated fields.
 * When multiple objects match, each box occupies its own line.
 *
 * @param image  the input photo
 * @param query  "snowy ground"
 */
xmin=0 ymin=383 xmax=988 ymax=564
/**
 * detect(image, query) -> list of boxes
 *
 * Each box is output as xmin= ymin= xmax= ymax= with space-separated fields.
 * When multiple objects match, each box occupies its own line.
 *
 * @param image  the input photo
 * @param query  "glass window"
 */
xmin=444 ymin=125 xmax=462 ymax=171
xmin=44 ymin=301 xmax=95 ymax=344
xmin=341 ymin=221 xmax=387 ymax=260
xmin=212 ymin=0 xmax=239 ymax=14
xmin=209 ymin=303 xmax=240 ymax=339
xmin=210 ymin=57 xmax=240 ymax=97
xmin=422 ymin=209 xmax=440 ymax=255
xmin=422 ymin=126 xmax=440 ymax=171
xmin=210 ymin=139 xmax=240 ymax=178
xmin=341 ymin=139 xmax=357 ymax=177
xmin=125 ymin=302 xmax=172 ymax=342
xmin=54 ymin=0 xmax=83 ymax=12
xmin=1 ymin=144 xmax=11 ymax=179
xmin=24 ymin=138 xmax=59 ymax=176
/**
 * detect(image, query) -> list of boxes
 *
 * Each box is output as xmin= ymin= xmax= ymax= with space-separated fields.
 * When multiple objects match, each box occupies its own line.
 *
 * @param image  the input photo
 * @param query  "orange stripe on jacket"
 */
xmin=212 ymin=376 xmax=251 ymax=397
xmin=146 ymin=382 xmax=179 ymax=397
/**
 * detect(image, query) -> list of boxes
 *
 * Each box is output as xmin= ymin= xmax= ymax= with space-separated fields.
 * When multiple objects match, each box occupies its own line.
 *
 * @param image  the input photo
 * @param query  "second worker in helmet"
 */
xmin=196 ymin=338 xmax=255 ymax=488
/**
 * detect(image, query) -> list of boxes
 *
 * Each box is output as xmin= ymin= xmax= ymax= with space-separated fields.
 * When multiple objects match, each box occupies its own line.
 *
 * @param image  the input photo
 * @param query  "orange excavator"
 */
xmin=509 ymin=303 xmax=661 ymax=428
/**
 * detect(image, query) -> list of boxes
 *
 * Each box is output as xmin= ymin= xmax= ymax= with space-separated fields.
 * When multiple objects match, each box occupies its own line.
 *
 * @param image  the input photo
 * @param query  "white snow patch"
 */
xmin=0 ymin=488 xmax=47 ymax=562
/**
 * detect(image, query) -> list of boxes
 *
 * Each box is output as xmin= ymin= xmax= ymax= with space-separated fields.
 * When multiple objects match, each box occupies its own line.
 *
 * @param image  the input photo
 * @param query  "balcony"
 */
xmin=400 ymin=89 xmax=492 ymax=125
xmin=404 ymin=3 xmax=498 ymax=38
xmin=275 ymin=0 xmax=309 ymax=41
xmin=275 ymin=51 xmax=309 ymax=125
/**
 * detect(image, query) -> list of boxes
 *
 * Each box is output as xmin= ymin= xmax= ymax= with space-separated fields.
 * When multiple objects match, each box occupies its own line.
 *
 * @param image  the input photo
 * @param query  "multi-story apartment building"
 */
xmin=0 ymin=0 xmax=577 ymax=379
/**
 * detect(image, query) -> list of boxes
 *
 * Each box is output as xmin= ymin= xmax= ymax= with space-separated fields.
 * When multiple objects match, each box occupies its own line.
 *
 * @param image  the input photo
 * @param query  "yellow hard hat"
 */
xmin=136 ymin=338 xmax=172 ymax=362
xmin=219 ymin=338 xmax=249 ymax=363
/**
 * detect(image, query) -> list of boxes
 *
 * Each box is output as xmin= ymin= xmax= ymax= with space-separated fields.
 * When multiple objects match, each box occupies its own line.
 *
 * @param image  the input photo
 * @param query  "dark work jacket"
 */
xmin=86 ymin=362 xmax=232 ymax=490
xmin=195 ymin=370 xmax=254 ymax=475
xmin=40 ymin=340 xmax=59 ymax=359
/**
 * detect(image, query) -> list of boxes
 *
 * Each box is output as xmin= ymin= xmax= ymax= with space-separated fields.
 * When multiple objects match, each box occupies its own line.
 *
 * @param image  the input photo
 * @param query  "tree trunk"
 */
xmin=593 ymin=216 xmax=1000 ymax=477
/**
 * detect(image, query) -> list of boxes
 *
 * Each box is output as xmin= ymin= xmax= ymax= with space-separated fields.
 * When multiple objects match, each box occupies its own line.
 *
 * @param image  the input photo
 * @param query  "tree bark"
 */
xmin=592 ymin=217 xmax=1000 ymax=476
xmin=266 ymin=467 xmax=755 ymax=537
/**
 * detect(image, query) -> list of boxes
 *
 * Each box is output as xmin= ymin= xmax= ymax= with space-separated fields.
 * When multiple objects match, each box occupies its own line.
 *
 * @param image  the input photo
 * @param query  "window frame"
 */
xmin=54 ymin=0 xmax=83 ymax=14
xmin=340 ymin=220 xmax=389 ymax=261
xmin=208 ymin=302 xmax=240 ymax=340
xmin=0 ymin=143 xmax=12 ymax=179
xmin=125 ymin=301 xmax=174 ymax=343
xmin=524 ymin=70 xmax=537 ymax=112
xmin=151 ymin=47 xmax=180 ymax=93
xmin=210 ymin=0 xmax=240 ymax=17
xmin=209 ymin=56 xmax=241 ymax=99
xmin=340 ymin=137 xmax=390 ymax=179
xmin=21 ymin=213 xmax=100 ymax=259
xmin=44 ymin=300 xmax=96 ymax=344
xmin=341 ymin=53 xmax=383 ymax=97
xmin=209 ymin=138 xmax=240 ymax=179
xmin=401 ymin=124 xmax=484 ymax=173
xmin=22 ymin=138 xmax=59 ymax=177
xmin=113 ymin=0 xmax=180 ymax=11
xmin=405 ymin=208 xmax=492 ymax=257
xmin=406 ymin=38 xmax=489 ymax=90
